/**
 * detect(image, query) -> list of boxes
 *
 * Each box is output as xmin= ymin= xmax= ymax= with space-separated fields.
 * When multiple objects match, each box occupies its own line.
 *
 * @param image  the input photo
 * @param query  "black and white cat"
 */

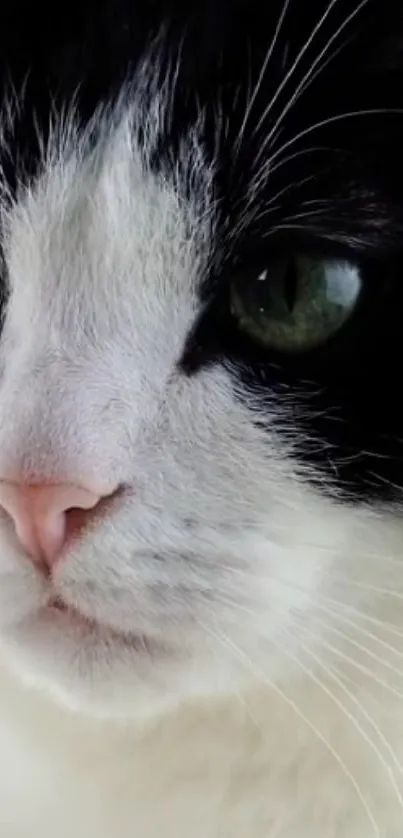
xmin=0 ymin=1 xmax=402 ymax=835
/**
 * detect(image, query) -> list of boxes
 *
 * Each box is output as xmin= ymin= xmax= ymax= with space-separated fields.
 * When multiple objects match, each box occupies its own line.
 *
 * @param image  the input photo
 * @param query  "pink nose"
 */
xmin=0 ymin=482 xmax=110 ymax=569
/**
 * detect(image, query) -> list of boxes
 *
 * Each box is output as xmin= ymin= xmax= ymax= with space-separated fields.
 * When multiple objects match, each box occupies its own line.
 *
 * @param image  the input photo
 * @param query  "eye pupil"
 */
xmin=283 ymin=260 xmax=298 ymax=313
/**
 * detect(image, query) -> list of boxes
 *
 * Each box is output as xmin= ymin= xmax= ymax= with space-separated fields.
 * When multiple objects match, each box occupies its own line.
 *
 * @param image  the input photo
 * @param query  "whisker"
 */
xmin=265 ymin=108 xmax=403 ymax=170
xmin=219 ymin=568 xmax=403 ymax=639
xmin=294 ymin=36 xmax=350 ymax=101
xmin=300 ymin=198 xmax=331 ymax=206
xmin=253 ymin=0 xmax=371 ymax=168
xmin=290 ymin=627 xmax=403 ymax=810
xmin=308 ymin=627 xmax=403 ymax=702
xmin=213 ymin=588 xmax=403 ymax=674
xmin=251 ymin=0 xmax=345 ymax=145
xmin=305 ymin=612 xmax=403 ymax=681
xmin=232 ymin=170 xmax=322 ymax=239
xmin=300 ymin=588 xmax=403 ymax=641
xmin=313 ymin=604 xmax=403 ymax=659
xmin=250 ymin=145 xmax=335 ymax=198
xmin=233 ymin=0 xmax=292 ymax=160
xmin=321 ymin=576 xmax=403 ymax=602
xmin=278 ymin=207 xmax=330 ymax=222
xmin=321 ymin=600 xmax=403 ymax=641
xmin=198 ymin=620 xmax=381 ymax=836
xmin=261 ymin=221 xmax=378 ymax=242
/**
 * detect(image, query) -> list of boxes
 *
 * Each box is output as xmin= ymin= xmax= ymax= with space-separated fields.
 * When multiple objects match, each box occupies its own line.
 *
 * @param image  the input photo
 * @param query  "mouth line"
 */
xmin=47 ymin=596 xmax=101 ymax=630
xmin=45 ymin=596 xmax=157 ymax=651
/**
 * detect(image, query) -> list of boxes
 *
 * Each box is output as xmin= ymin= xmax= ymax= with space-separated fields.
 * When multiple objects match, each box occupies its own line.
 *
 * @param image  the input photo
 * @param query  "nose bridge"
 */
xmin=0 ymin=347 xmax=102 ymax=484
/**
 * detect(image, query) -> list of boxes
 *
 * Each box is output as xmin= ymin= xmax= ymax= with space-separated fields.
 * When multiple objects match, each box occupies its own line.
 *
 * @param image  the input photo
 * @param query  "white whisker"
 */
xmin=311 ymin=603 xmax=403 ymax=661
xmin=265 ymin=108 xmax=403 ymax=170
xmin=321 ymin=599 xmax=403 ymax=641
xmin=286 ymin=627 xmax=403 ymax=811
xmin=233 ymin=0 xmax=292 ymax=160
xmin=261 ymin=222 xmax=324 ymax=238
xmin=232 ymin=171 xmax=321 ymax=239
xmin=279 ymin=207 xmax=330 ymax=222
xmin=312 ymin=622 xmax=403 ymax=680
xmin=250 ymin=145 xmax=333 ymax=198
xmin=253 ymin=0 xmax=371 ymax=168
xmin=323 ymin=576 xmax=403 ymax=601
xmin=220 ymin=567 xmax=403 ymax=641
xmin=309 ymin=628 xmax=403 ymax=702
xmin=198 ymin=620 xmax=381 ymax=837
xmin=251 ymin=0 xmax=344 ymax=146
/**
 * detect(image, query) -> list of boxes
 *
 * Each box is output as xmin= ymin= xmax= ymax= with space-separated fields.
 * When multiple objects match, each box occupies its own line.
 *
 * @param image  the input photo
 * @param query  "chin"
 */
xmin=0 ymin=606 xmax=190 ymax=719
xmin=0 ymin=552 xmax=232 ymax=720
xmin=0 ymin=613 xmax=267 ymax=721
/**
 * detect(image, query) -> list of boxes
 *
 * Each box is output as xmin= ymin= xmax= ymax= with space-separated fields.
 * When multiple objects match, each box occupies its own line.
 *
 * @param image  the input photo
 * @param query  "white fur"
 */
xmin=0 ymin=91 xmax=402 ymax=836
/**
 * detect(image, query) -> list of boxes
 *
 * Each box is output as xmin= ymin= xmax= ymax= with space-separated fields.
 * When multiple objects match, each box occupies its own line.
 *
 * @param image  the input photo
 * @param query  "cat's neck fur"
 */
xmin=0 ymin=647 xmax=402 ymax=838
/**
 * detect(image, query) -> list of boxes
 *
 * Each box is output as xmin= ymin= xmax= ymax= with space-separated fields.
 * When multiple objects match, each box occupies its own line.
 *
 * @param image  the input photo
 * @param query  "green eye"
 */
xmin=230 ymin=256 xmax=362 ymax=353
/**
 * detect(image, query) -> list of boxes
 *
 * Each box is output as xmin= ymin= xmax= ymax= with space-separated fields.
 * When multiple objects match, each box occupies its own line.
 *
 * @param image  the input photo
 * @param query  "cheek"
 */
xmin=52 ymin=486 xmax=326 ymax=651
xmin=50 ymin=369 xmax=303 ymax=622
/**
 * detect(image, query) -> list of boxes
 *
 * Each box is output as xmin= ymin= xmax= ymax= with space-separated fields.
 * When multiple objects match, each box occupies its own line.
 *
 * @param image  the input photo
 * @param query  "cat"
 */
xmin=0 ymin=0 xmax=402 ymax=835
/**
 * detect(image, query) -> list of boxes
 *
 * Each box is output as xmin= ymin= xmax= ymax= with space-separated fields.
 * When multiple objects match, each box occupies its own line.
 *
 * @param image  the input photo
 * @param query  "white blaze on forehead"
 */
xmin=0 ymin=102 xmax=215 ymax=483
xmin=3 ymin=110 xmax=214 ymax=350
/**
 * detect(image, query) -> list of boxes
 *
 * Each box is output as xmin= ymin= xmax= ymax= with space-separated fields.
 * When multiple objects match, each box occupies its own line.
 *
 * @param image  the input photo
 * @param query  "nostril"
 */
xmin=0 ymin=481 xmax=120 ymax=568
xmin=63 ymin=505 xmax=99 ymax=550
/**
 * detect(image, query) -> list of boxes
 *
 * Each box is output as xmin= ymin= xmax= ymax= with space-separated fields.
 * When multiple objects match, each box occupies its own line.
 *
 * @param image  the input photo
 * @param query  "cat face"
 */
xmin=0 ymin=0 xmax=402 ymax=718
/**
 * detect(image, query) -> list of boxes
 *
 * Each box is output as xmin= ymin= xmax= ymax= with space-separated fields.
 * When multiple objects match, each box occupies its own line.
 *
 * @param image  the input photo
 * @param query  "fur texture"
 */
xmin=0 ymin=1 xmax=403 ymax=835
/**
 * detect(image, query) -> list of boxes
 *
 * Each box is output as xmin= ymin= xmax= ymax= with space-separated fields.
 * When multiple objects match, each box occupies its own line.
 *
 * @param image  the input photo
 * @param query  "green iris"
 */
xmin=230 ymin=256 xmax=361 ymax=352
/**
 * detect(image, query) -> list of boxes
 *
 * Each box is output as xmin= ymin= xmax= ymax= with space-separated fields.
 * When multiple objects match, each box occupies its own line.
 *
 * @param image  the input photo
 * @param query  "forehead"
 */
xmin=0 ymin=134 xmax=216 ymax=406
xmin=0 ymin=1 xmax=402 ymax=262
